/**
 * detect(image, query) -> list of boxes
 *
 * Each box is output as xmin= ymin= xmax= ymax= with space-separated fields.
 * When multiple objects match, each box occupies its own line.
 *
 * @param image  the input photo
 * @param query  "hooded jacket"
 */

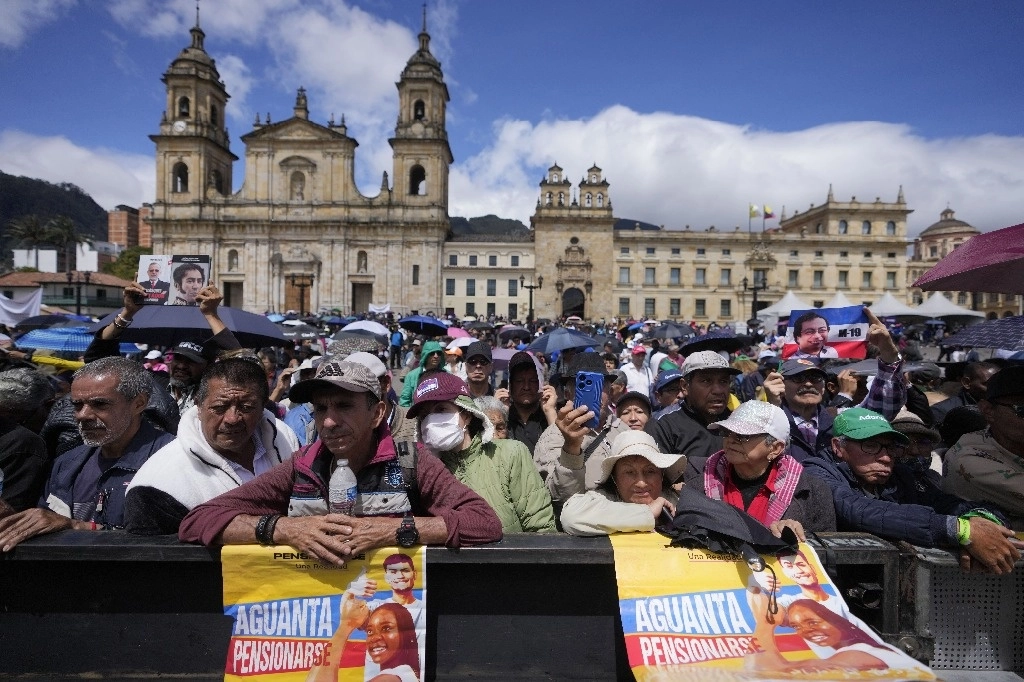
xmin=123 ymin=406 xmax=298 ymax=534
xmin=399 ymin=340 xmax=447 ymax=407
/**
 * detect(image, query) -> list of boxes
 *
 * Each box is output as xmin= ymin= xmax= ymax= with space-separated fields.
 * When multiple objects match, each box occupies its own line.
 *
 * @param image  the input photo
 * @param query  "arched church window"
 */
xmin=178 ymin=97 xmax=190 ymax=118
xmin=413 ymin=100 xmax=425 ymax=120
xmin=584 ymin=193 xmax=592 ymax=207
xmin=409 ymin=165 xmax=426 ymax=195
xmin=597 ymin=193 xmax=604 ymax=207
xmin=172 ymin=163 xmax=189 ymax=193
xmin=558 ymin=192 xmax=565 ymax=206
xmin=290 ymin=171 xmax=305 ymax=200
xmin=545 ymin=192 xmax=552 ymax=206
xmin=357 ymin=251 xmax=368 ymax=273
xmin=210 ymin=169 xmax=224 ymax=195
xmin=861 ymin=220 xmax=871 ymax=235
xmin=210 ymin=104 xmax=219 ymax=127
xmin=551 ymin=173 xmax=559 ymax=183
xmin=228 ymin=249 xmax=239 ymax=271
xmin=590 ymin=174 xmax=597 ymax=183
xmin=886 ymin=221 xmax=896 ymax=235
xmin=838 ymin=220 xmax=848 ymax=234
xmin=815 ymin=223 xmax=824 ymax=234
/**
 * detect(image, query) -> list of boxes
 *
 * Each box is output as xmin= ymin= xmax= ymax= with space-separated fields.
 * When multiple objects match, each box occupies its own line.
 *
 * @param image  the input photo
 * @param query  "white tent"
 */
xmin=824 ymin=291 xmax=858 ymax=309
xmin=867 ymin=292 xmax=924 ymax=318
xmin=757 ymin=291 xmax=814 ymax=317
xmin=914 ymin=292 xmax=985 ymax=319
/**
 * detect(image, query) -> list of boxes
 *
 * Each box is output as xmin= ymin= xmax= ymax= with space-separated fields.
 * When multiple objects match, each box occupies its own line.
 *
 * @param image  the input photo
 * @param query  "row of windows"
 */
xmin=793 ymin=250 xmax=899 ymax=260
xmin=834 ymin=220 xmax=898 ymax=236
xmin=792 ymin=270 xmax=898 ymax=289
xmin=544 ymin=192 xmax=604 ymax=207
xmin=621 ymin=247 xmax=727 ymax=257
xmin=448 ymin=254 xmax=522 ymax=267
xmin=617 ymin=298 xmax=733 ymax=319
xmin=445 ymin=279 xmax=519 ymax=297
xmin=176 ymin=96 xmax=219 ymax=126
xmin=617 ymin=267 xmax=769 ymax=286
xmin=454 ymin=303 xmax=519 ymax=318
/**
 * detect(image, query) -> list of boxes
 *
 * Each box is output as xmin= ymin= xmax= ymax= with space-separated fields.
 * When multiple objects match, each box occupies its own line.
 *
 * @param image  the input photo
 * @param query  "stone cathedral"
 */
xmin=148 ymin=16 xmax=452 ymax=314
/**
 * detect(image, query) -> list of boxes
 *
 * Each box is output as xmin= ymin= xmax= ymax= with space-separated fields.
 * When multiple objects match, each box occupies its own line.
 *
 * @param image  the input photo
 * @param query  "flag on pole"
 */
xmin=763 ymin=205 xmax=775 ymax=219
xmin=748 ymin=204 xmax=761 ymax=218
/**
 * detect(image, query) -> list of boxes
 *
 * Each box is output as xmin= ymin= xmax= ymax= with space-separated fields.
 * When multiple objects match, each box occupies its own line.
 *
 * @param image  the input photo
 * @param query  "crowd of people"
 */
xmin=1 ymin=285 xmax=1023 ymax=577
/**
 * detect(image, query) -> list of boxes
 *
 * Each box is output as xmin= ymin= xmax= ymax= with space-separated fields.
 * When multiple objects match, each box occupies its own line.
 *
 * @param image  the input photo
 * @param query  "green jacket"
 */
xmin=399 ymin=340 xmax=446 ymax=407
xmin=439 ymin=435 xmax=556 ymax=533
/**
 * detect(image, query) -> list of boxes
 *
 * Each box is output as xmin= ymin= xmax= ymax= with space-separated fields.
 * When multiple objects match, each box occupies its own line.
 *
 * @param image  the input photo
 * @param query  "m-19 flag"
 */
xmin=781 ymin=306 xmax=869 ymax=359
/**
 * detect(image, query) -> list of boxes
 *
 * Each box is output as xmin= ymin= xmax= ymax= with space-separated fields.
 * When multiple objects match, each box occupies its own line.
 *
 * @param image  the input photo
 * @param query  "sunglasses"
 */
xmin=721 ymin=429 xmax=768 ymax=444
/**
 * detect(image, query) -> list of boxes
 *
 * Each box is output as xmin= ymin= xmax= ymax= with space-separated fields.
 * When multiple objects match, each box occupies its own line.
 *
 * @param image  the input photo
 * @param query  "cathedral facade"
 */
xmin=148 ymin=20 xmax=451 ymax=314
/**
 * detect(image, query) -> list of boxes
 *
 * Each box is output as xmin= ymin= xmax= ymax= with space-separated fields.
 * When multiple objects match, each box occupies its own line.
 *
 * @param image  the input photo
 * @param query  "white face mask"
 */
xmin=421 ymin=411 xmax=466 ymax=452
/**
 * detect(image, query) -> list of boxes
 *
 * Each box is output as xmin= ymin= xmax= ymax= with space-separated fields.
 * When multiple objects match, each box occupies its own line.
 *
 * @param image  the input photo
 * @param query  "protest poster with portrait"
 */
xmin=781 ymin=306 xmax=870 ymax=360
xmin=221 ymin=545 xmax=426 ymax=681
xmin=610 ymin=534 xmax=934 ymax=681
xmin=135 ymin=254 xmax=173 ymax=305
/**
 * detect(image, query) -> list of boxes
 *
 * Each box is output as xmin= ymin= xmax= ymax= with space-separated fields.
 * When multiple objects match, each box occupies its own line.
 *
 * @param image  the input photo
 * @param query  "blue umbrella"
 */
xmin=399 ymin=315 xmax=448 ymax=336
xmin=16 ymin=327 xmax=137 ymax=354
xmin=322 ymin=315 xmax=344 ymax=325
xmin=266 ymin=313 xmax=286 ymax=323
xmin=527 ymin=327 xmax=600 ymax=355
xmin=89 ymin=306 xmax=287 ymax=348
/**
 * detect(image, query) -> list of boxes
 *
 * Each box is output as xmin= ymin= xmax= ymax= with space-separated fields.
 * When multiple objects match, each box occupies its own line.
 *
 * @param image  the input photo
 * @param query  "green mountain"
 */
xmin=0 ymin=171 xmax=108 ymax=240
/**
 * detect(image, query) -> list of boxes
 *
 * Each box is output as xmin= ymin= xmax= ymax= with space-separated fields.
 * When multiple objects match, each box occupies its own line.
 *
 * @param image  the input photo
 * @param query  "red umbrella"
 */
xmin=913 ymin=222 xmax=1024 ymax=295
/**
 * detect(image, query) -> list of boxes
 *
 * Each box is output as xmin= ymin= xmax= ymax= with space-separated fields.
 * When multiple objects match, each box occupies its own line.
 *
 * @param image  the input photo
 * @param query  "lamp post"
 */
xmin=519 ymin=274 xmax=543 ymax=328
xmin=741 ymin=275 xmax=768 ymax=330
xmin=287 ymin=273 xmax=315 ymax=314
xmin=66 ymin=270 xmax=92 ymax=316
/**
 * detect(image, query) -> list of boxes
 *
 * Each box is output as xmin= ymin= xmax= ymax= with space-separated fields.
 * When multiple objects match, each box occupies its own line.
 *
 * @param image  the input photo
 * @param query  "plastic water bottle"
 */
xmin=328 ymin=459 xmax=357 ymax=515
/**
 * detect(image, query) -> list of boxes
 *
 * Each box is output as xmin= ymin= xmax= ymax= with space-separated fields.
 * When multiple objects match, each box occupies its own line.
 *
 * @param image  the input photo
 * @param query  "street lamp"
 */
xmin=741 ymin=275 xmax=768 ymax=330
xmin=66 ymin=270 xmax=92 ymax=316
xmin=519 ymin=274 xmax=543 ymax=328
xmin=287 ymin=273 xmax=315 ymax=314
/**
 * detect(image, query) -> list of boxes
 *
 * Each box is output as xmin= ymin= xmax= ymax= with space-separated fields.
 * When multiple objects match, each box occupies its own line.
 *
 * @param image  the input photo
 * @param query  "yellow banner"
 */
xmin=221 ymin=545 xmax=426 ymax=681
xmin=610 ymin=533 xmax=934 ymax=681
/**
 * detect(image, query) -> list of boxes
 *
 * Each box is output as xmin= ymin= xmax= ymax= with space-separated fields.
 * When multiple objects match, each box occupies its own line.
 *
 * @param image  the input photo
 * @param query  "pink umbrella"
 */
xmin=913 ymin=222 xmax=1024 ymax=295
xmin=446 ymin=326 xmax=471 ymax=338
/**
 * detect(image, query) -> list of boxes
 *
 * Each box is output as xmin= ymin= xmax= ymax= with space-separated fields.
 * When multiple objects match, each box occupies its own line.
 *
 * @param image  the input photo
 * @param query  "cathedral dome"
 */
xmin=919 ymin=208 xmax=979 ymax=239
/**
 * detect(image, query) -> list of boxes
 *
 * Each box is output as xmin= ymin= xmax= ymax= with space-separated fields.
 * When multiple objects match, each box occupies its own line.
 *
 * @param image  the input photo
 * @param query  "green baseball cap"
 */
xmin=833 ymin=407 xmax=909 ymax=443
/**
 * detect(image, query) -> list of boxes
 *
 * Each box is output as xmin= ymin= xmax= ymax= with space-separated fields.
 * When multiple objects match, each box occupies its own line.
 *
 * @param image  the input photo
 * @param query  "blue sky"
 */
xmin=2 ymin=0 xmax=1023 ymax=237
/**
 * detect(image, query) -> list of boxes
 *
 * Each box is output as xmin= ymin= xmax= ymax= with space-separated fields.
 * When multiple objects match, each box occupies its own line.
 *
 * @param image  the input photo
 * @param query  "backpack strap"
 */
xmin=394 ymin=439 xmax=422 ymax=514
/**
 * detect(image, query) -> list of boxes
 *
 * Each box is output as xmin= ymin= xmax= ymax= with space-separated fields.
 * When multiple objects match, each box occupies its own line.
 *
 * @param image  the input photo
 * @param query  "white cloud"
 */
xmin=216 ymin=54 xmax=255 ymax=124
xmin=448 ymin=106 xmax=1024 ymax=237
xmin=0 ymin=0 xmax=76 ymax=49
xmin=0 ymin=130 xmax=153 ymax=211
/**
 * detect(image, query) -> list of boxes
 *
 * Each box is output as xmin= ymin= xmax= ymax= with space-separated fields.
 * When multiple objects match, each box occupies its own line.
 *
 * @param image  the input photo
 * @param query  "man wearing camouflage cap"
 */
xmin=179 ymin=360 xmax=502 ymax=563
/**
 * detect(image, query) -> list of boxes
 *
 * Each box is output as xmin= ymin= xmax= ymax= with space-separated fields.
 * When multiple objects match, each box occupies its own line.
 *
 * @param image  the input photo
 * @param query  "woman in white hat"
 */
xmin=693 ymin=401 xmax=835 ymax=539
xmin=560 ymin=430 xmax=683 ymax=536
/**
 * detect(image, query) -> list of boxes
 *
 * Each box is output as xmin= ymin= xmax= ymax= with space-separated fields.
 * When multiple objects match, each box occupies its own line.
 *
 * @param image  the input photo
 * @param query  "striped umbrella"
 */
xmin=15 ymin=327 xmax=137 ymax=354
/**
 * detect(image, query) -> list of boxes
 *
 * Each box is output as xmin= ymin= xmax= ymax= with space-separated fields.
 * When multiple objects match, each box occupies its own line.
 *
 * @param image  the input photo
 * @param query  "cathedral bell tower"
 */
xmin=389 ymin=9 xmax=453 ymax=208
xmin=150 ymin=10 xmax=237 ymax=204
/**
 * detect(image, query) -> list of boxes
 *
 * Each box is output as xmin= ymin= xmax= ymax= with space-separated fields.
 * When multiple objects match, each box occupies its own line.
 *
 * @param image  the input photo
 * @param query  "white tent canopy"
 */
xmin=867 ymin=292 xmax=924 ymax=318
xmin=757 ymin=291 xmax=814 ymax=317
xmin=824 ymin=291 xmax=858 ymax=309
xmin=914 ymin=292 xmax=985 ymax=319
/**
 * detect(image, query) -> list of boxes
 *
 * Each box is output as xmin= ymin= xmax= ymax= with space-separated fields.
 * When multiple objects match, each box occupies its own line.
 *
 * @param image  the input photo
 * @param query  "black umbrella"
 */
xmin=278 ymin=322 xmax=322 ymax=340
xmin=649 ymin=322 xmax=696 ymax=340
xmin=527 ymin=327 xmax=601 ymax=355
xmin=89 ymin=305 xmax=288 ymax=348
xmin=498 ymin=325 xmax=531 ymax=341
xmin=681 ymin=329 xmax=746 ymax=356
xmin=464 ymin=320 xmax=494 ymax=331
xmin=330 ymin=328 xmax=388 ymax=347
xmin=943 ymin=315 xmax=1024 ymax=350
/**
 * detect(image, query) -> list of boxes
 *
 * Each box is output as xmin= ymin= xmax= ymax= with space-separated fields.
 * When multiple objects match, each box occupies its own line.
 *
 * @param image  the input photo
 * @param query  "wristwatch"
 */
xmin=396 ymin=513 xmax=419 ymax=548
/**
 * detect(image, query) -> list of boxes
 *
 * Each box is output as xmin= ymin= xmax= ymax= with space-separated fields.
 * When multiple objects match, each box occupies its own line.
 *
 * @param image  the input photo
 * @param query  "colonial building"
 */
xmin=530 ymin=170 xmax=914 ymax=323
xmin=148 ymin=17 xmax=451 ymax=314
xmin=909 ymin=208 xmax=1019 ymax=319
xmin=441 ymin=218 xmax=534 ymax=320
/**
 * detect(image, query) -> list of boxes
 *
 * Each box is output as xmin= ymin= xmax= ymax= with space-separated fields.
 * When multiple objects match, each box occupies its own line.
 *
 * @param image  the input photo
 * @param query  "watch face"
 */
xmin=173 ymin=120 xmax=186 ymax=133
xmin=397 ymin=517 xmax=419 ymax=548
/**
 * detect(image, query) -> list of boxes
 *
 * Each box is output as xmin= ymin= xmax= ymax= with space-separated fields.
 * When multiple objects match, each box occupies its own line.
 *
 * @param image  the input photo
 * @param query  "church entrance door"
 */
xmin=352 ymin=283 xmax=373 ymax=314
xmin=561 ymin=287 xmax=585 ymax=319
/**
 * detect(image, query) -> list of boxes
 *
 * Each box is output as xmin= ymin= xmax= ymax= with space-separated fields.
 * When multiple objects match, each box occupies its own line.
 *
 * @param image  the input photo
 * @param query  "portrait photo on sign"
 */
xmin=165 ymin=255 xmax=211 ymax=306
xmin=135 ymin=255 xmax=174 ymax=305
xmin=781 ymin=306 xmax=869 ymax=360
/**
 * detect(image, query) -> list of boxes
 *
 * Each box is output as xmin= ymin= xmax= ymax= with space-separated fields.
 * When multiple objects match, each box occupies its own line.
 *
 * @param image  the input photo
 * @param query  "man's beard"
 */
xmin=168 ymin=377 xmax=196 ymax=391
xmin=78 ymin=417 xmax=131 ymax=447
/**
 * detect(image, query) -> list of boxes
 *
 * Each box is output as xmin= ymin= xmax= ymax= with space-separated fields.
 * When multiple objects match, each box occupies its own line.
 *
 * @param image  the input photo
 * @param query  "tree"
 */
xmin=102 ymin=245 xmax=153 ymax=281
xmin=44 ymin=215 xmax=93 ymax=271
xmin=5 ymin=215 xmax=46 ymax=269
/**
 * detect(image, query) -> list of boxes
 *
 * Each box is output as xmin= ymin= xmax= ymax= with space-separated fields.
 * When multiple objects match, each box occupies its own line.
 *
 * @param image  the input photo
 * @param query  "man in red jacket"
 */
xmin=179 ymin=360 xmax=502 ymax=565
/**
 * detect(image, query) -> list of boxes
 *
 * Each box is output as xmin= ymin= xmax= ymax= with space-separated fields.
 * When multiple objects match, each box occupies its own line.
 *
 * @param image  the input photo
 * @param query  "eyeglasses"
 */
xmin=799 ymin=327 xmax=829 ymax=337
xmin=721 ymin=429 xmax=768 ymax=444
xmin=852 ymin=440 xmax=907 ymax=457
xmin=992 ymin=402 xmax=1024 ymax=419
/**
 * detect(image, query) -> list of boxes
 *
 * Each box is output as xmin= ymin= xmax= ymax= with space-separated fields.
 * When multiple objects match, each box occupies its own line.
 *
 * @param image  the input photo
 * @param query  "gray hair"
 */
xmin=73 ymin=356 xmax=152 ymax=402
xmin=474 ymin=395 xmax=507 ymax=421
xmin=0 ymin=367 xmax=55 ymax=417
xmin=764 ymin=433 xmax=791 ymax=449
